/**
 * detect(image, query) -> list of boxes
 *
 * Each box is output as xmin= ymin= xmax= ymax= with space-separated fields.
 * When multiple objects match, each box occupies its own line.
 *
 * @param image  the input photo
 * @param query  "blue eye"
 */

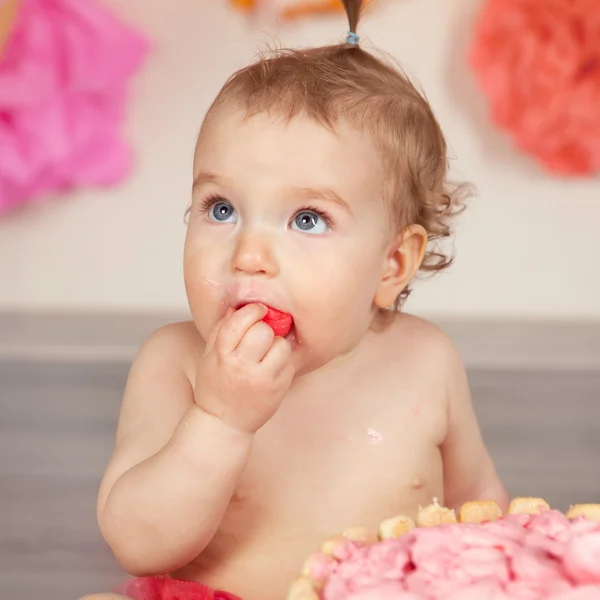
xmin=209 ymin=201 xmax=237 ymax=223
xmin=291 ymin=211 xmax=329 ymax=234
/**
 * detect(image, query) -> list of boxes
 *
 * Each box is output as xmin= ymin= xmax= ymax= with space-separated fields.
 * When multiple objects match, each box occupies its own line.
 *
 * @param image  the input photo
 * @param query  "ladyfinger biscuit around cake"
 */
xmin=416 ymin=499 xmax=458 ymax=527
xmin=342 ymin=526 xmax=378 ymax=545
xmin=301 ymin=552 xmax=336 ymax=588
xmin=320 ymin=535 xmax=346 ymax=557
xmin=508 ymin=497 xmax=550 ymax=515
xmin=378 ymin=515 xmax=416 ymax=540
xmin=459 ymin=500 xmax=503 ymax=524
xmin=566 ymin=503 xmax=600 ymax=522
xmin=287 ymin=575 xmax=320 ymax=600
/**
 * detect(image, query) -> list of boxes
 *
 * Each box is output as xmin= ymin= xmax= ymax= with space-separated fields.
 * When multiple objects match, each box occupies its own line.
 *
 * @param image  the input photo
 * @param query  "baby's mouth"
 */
xmin=285 ymin=326 xmax=298 ymax=346
xmin=236 ymin=302 xmax=294 ymax=338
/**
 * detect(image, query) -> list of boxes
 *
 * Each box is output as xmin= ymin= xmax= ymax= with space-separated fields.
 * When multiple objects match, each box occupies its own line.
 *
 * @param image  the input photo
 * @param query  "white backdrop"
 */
xmin=0 ymin=0 xmax=598 ymax=319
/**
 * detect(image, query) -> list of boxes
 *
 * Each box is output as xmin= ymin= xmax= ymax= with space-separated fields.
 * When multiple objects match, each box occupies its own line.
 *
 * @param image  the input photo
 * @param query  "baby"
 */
xmin=82 ymin=1 xmax=508 ymax=599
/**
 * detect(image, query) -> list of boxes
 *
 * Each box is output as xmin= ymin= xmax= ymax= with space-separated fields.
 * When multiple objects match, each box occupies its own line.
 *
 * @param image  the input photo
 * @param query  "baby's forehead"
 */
xmin=196 ymin=107 xmax=365 ymax=154
xmin=193 ymin=108 xmax=385 ymax=201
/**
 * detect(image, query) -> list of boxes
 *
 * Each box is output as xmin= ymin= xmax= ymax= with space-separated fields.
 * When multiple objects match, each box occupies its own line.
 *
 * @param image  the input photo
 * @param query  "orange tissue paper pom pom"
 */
xmin=469 ymin=0 xmax=600 ymax=176
xmin=231 ymin=0 xmax=373 ymax=20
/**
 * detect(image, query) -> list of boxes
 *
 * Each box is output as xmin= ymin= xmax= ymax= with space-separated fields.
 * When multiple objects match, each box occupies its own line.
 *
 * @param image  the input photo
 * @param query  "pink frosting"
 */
xmin=317 ymin=511 xmax=600 ymax=600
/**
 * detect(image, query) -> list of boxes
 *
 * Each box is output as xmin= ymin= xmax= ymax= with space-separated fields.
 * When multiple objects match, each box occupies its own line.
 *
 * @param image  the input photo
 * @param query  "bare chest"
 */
xmin=182 ymin=360 xmax=448 ymax=598
xmin=225 ymin=370 xmax=446 ymax=537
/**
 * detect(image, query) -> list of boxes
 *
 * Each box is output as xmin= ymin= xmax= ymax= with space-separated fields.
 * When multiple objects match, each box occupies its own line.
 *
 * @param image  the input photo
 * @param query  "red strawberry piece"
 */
xmin=262 ymin=306 xmax=293 ymax=337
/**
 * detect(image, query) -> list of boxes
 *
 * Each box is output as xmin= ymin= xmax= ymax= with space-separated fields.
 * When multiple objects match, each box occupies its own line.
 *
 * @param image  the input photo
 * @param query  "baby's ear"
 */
xmin=374 ymin=225 xmax=428 ymax=309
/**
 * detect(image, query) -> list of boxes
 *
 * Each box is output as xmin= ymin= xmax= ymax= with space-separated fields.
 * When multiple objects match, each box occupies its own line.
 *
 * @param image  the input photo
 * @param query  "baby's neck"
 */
xmin=292 ymin=312 xmax=391 ymax=391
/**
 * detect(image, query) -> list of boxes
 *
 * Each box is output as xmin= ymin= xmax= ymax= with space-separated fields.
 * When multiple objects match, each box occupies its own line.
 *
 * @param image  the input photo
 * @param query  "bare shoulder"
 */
xmin=138 ymin=320 xmax=204 ymax=362
xmin=135 ymin=320 xmax=205 ymax=380
xmin=375 ymin=313 xmax=466 ymax=444
xmin=117 ymin=320 xmax=205 ymax=436
xmin=380 ymin=312 xmax=461 ymax=371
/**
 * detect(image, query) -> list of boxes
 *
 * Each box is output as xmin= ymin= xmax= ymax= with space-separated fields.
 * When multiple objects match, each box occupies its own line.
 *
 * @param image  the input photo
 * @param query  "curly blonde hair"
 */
xmin=203 ymin=0 xmax=468 ymax=307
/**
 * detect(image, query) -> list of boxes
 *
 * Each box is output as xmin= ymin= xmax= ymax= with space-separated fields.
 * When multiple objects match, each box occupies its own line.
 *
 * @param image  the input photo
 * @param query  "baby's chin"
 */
xmin=290 ymin=329 xmax=365 ymax=376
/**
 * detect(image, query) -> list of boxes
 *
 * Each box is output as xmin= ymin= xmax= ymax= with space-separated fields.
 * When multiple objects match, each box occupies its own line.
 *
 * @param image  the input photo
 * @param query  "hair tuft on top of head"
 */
xmin=342 ymin=0 xmax=364 ymax=36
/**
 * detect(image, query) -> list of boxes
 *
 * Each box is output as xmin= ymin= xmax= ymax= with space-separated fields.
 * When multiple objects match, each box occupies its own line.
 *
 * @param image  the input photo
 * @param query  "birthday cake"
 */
xmin=287 ymin=498 xmax=600 ymax=600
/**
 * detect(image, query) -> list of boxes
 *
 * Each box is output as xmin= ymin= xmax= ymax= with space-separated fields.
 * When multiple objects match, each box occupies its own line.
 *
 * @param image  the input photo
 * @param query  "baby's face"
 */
xmin=185 ymin=109 xmax=392 ymax=373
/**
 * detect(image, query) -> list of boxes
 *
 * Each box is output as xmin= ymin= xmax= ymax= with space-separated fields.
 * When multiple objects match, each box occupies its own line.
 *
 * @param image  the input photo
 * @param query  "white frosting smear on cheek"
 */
xmin=203 ymin=276 xmax=221 ymax=287
xmin=366 ymin=428 xmax=383 ymax=445
xmin=200 ymin=276 xmax=228 ymax=306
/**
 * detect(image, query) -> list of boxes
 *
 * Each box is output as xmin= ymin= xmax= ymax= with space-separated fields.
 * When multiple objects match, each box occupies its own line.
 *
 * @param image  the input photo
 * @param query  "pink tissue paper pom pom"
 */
xmin=0 ymin=0 xmax=150 ymax=214
xmin=469 ymin=0 xmax=600 ymax=177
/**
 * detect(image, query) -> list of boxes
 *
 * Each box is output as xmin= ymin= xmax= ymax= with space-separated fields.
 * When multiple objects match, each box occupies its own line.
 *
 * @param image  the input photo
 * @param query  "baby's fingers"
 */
xmin=235 ymin=321 xmax=275 ymax=363
xmin=217 ymin=304 xmax=268 ymax=354
xmin=261 ymin=337 xmax=293 ymax=377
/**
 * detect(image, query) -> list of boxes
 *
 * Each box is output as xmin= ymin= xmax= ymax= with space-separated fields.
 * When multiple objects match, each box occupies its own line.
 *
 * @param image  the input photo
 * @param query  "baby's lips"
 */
xmin=262 ymin=306 xmax=294 ymax=337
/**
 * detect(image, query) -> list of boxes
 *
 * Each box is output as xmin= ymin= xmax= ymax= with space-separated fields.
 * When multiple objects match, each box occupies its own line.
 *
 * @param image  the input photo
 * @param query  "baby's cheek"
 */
xmin=185 ymin=274 xmax=220 ymax=311
xmin=184 ymin=249 xmax=223 ymax=297
xmin=300 ymin=286 xmax=371 ymax=346
xmin=322 ymin=268 xmax=377 ymax=313
xmin=184 ymin=275 xmax=225 ymax=341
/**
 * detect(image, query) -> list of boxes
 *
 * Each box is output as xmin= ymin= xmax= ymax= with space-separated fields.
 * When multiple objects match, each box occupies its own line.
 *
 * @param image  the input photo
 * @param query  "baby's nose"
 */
xmin=231 ymin=232 xmax=278 ymax=276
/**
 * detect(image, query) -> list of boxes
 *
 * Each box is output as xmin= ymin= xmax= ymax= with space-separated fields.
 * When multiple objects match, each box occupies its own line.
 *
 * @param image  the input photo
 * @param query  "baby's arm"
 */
xmin=439 ymin=340 xmax=509 ymax=513
xmin=97 ymin=324 xmax=253 ymax=576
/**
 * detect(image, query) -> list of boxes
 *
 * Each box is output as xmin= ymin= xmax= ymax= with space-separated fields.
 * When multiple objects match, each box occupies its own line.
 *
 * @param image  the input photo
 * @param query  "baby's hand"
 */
xmin=195 ymin=304 xmax=295 ymax=433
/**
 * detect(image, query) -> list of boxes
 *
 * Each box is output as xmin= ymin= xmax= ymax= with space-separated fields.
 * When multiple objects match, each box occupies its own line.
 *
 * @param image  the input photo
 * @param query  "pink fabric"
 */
xmin=114 ymin=576 xmax=243 ymax=600
xmin=0 ymin=0 xmax=149 ymax=214
xmin=311 ymin=510 xmax=600 ymax=599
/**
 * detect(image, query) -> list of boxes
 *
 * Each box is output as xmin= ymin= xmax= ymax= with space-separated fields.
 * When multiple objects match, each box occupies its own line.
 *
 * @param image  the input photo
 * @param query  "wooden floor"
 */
xmin=1 ymin=361 xmax=599 ymax=600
